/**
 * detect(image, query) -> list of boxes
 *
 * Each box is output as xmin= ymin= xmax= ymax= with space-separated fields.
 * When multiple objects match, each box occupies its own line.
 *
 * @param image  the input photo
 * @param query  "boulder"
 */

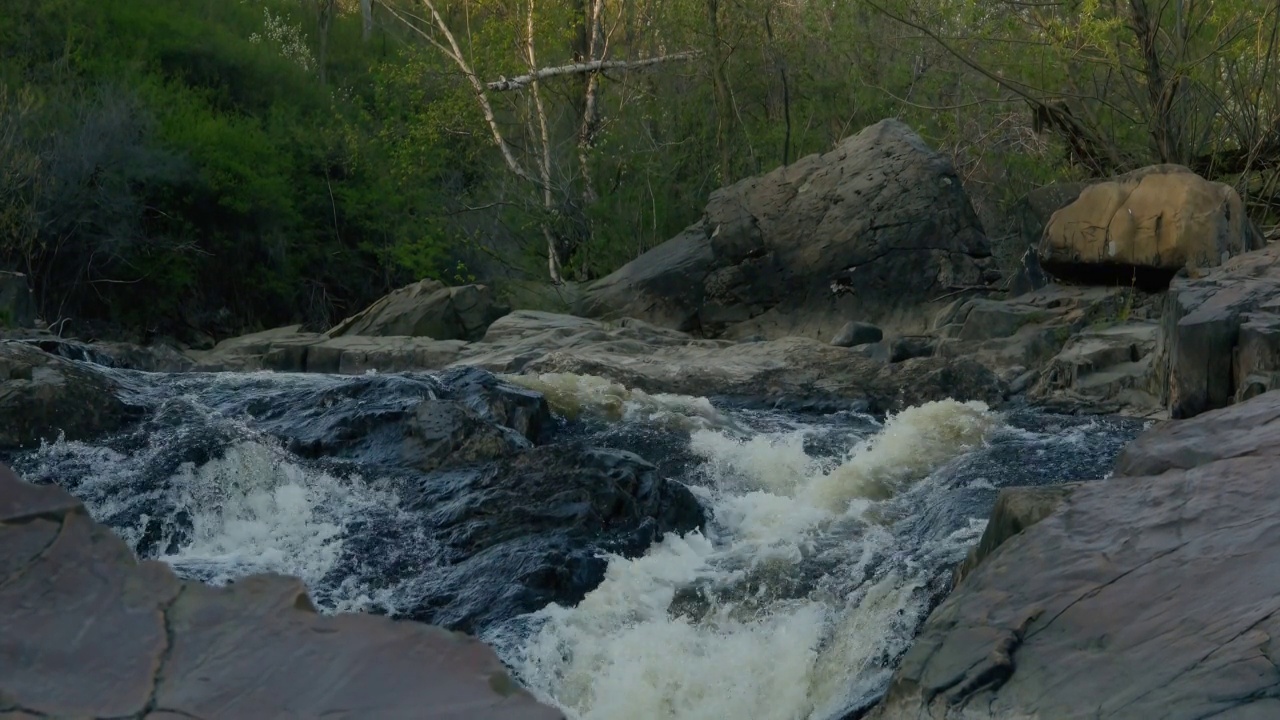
xmin=873 ymin=391 xmax=1280 ymax=720
xmin=27 ymin=338 xmax=195 ymax=373
xmin=403 ymin=444 xmax=706 ymax=632
xmin=951 ymin=483 xmax=1082 ymax=588
xmin=1039 ymin=165 xmax=1254 ymax=288
xmin=579 ymin=118 xmax=995 ymax=340
xmin=831 ymin=321 xmax=883 ymax=347
xmin=0 ymin=463 xmax=563 ymax=719
xmin=0 ymin=270 xmax=36 ymax=328
xmin=1153 ymin=245 xmax=1280 ymax=418
xmin=327 ymin=280 xmax=509 ymax=341
xmin=0 ymin=341 xmax=140 ymax=450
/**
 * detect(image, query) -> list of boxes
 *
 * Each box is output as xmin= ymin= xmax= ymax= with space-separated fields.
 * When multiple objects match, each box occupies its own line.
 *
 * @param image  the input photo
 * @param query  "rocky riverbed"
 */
xmin=4 ymin=118 xmax=1280 ymax=718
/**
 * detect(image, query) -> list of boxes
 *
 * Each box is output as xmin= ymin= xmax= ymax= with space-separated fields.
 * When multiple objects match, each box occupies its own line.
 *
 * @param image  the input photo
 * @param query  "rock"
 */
xmin=951 ymin=483 xmax=1082 ymax=588
xmin=867 ymin=335 xmax=938 ymax=364
xmin=0 ymin=342 xmax=140 ymax=450
xmin=579 ymin=119 xmax=994 ymax=340
xmin=1008 ymin=246 xmax=1049 ymax=298
xmin=1013 ymin=181 xmax=1089 ymax=250
xmin=1029 ymin=322 xmax=1161 ymax=414
xmin=1153 ymin=245 xmax=1280 ymax=418
xmin=1039 ymin=165 xmax=1254 ymax=288
xmin=405 ymin=444 xmax=706 ymax=632
xmin=0 ymin=463 xmax=563 ymax=719
xmin=873 ymin=391 xmax=1280 ymax=720
xmin=247 ymin=369 xmax=551 ymax=472
xmin=0 ymin=271 xmax=36 ymax=329
xmin=1235 ymin=313 xmax=1280 ymax=402
xmin=831 ymin=321 xmax=883 ymax=347
xmin=26 ymin=338 xmax=195 ymax=373
xmin=327 ymin=280 xmax=510 ymax=342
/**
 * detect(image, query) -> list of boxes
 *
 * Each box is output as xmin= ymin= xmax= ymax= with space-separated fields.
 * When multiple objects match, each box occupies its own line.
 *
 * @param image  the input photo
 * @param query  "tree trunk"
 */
xmin=361 ymin=0 xmax=373 ymax=41
xmin=706 ymin=0 xmax=734 ymax=183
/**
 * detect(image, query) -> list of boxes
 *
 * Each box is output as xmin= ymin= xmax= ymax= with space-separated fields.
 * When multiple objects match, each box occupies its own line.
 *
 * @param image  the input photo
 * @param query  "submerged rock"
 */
xmin=0 ymin=341 xmax=141 ymax=450
xmin=873 ymin=390 xmax=1280 ymax=719
xmin=0 ymin=463 xmax=563 ymax=719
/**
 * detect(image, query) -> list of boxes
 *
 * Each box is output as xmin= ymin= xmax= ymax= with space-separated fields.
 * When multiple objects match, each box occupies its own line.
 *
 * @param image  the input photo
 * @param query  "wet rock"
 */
xmin=579 ymin=118 xmax=994 ymax=340
xmin=27 ymin=337 xmax=195 ymax=373
xmin=252 ymin=370 xmax=551 ymax=471
xmin=0 ymin=271 xmax=36 ymax=329
xmin=0 ymin=341 xmax=141 ymax=450
xmin=1039 ymin=165 xmax=1254 ymax=288
xmin=0 ymin=463 xmax=562 ymax=719
xmin=832 ymin=321 xmax=883 ymax=347
xmin=406 ymin=444 xmax=706 ymax=632
xmin=873 ymin=391 xmax=1280 ymax=720
xmin=327 ymin=280 xmax=510 ymax=342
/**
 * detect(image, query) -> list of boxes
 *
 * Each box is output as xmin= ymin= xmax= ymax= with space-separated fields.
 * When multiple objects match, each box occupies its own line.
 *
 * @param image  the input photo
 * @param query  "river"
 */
xmin=9 ymin=365 xmax=1146 ymax=720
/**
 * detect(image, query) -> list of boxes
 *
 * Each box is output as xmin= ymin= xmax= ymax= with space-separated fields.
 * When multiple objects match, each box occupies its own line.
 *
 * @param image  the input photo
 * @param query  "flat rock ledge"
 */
xmin=0 ymin=464 xmax=562 ymax=720
xmin=871 ymin=390 xmax=1280 ymax=719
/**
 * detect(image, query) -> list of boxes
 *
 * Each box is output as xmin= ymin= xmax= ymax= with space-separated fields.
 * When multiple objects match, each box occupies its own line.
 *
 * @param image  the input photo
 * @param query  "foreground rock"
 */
xmin=873 ymin=390 xmax=1280 ymax=719
xmin=579 ymin=118 xmax=997 ymax=340
xmin=1155 ymin=244 xmax=1280 ymax=418
xmin=1040 ymin=165 xmax=1254 ymax=288
xmin=0 ymin=463 xmax=563 ymax=720
xmin=0 ymin=341 xmax=140 ymax=449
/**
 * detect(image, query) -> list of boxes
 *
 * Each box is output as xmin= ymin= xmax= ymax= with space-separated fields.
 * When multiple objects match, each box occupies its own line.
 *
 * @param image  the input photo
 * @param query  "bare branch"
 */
xmin=487 ymin=52 xmax=701 ymax=91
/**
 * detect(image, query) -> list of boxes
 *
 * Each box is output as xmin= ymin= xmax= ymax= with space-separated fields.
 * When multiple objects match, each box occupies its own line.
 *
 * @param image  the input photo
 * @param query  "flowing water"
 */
xmin=9 ymin=363 xmax=1147 ymax=719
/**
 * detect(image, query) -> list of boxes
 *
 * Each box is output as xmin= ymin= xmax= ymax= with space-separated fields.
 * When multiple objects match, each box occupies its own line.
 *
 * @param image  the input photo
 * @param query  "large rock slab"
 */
xmin=872 ymin=391 xmax=1280 ymax=719
xmin=0 ymin=463 xmax=564 ymax=719
xmin=1154 ymin=245 xmax=1280 ymax=418
xmin=0 ymin=341 xmax=140 ymax=449
xmin=579 ymin=118 xmax=996 ymax=340
xmin=327 ymin=280 xmax=509 ymax=341
xmin=1040 ymin=165 xmax=1254 ymax=287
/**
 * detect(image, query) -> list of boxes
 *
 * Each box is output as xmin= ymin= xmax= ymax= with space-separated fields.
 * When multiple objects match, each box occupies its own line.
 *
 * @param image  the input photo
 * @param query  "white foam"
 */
xmin=497 ymin=399 xmax=1001 ymax=720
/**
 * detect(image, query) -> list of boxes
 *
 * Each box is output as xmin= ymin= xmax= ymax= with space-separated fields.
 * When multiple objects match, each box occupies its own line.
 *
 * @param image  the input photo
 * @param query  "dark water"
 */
xmin=10 ymin=365 xmax=1148 ymax=720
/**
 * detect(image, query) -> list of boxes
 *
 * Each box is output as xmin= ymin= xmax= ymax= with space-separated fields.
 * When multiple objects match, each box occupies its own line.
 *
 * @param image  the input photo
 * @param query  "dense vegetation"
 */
xmin=2 ymin=0 xmax=1278 ymax=340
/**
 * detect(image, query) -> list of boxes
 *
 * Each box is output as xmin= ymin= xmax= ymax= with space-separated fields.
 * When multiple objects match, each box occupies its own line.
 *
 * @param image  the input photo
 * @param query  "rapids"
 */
xmin=8 ymin=364 xmax=1147 ymax=719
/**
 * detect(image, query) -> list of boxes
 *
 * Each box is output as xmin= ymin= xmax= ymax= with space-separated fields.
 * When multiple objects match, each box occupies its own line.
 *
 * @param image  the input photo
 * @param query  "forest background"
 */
xmin=2 ymin=0 xmax=1277 ymax=341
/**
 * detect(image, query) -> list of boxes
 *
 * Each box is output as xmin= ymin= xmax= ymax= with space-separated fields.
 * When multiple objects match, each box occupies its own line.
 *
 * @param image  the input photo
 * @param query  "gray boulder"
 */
xmin=579 ymin=119 xmax=995 ymax=340
xmin=327 ymin=280 xmax=510 ymax=341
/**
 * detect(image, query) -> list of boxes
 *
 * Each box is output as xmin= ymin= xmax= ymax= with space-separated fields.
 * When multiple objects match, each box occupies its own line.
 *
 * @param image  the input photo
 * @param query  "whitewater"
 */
xmin=9 ymin=366 xmax=1145 ymax=719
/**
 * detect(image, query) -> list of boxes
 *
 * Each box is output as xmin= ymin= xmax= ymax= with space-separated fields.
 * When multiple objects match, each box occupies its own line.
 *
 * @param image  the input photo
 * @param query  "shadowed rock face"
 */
xmin=0 ymin=463 xmax=564 ymax=720
xmin=871 ymin=390 xmax=1280 ymax=720
xmin=0 ymin=341 xmax=143 ymax=450
xmin=578 ymin=118 xmax=995 ymax=341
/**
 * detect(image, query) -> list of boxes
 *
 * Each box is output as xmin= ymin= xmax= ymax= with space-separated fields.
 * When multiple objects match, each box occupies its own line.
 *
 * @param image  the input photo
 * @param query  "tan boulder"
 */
xmin=1039 ymin=165 xmax=1252 ymax=284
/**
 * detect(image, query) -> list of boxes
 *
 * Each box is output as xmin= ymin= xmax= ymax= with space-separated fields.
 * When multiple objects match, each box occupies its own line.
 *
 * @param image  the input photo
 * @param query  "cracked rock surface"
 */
xmin=0 ymin=464 xmax=563 ymax=720
xmin=870 ymin=390 xmax=1280 ymax=719
xmin=577 ymin=118 xmax=996 ymax=341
